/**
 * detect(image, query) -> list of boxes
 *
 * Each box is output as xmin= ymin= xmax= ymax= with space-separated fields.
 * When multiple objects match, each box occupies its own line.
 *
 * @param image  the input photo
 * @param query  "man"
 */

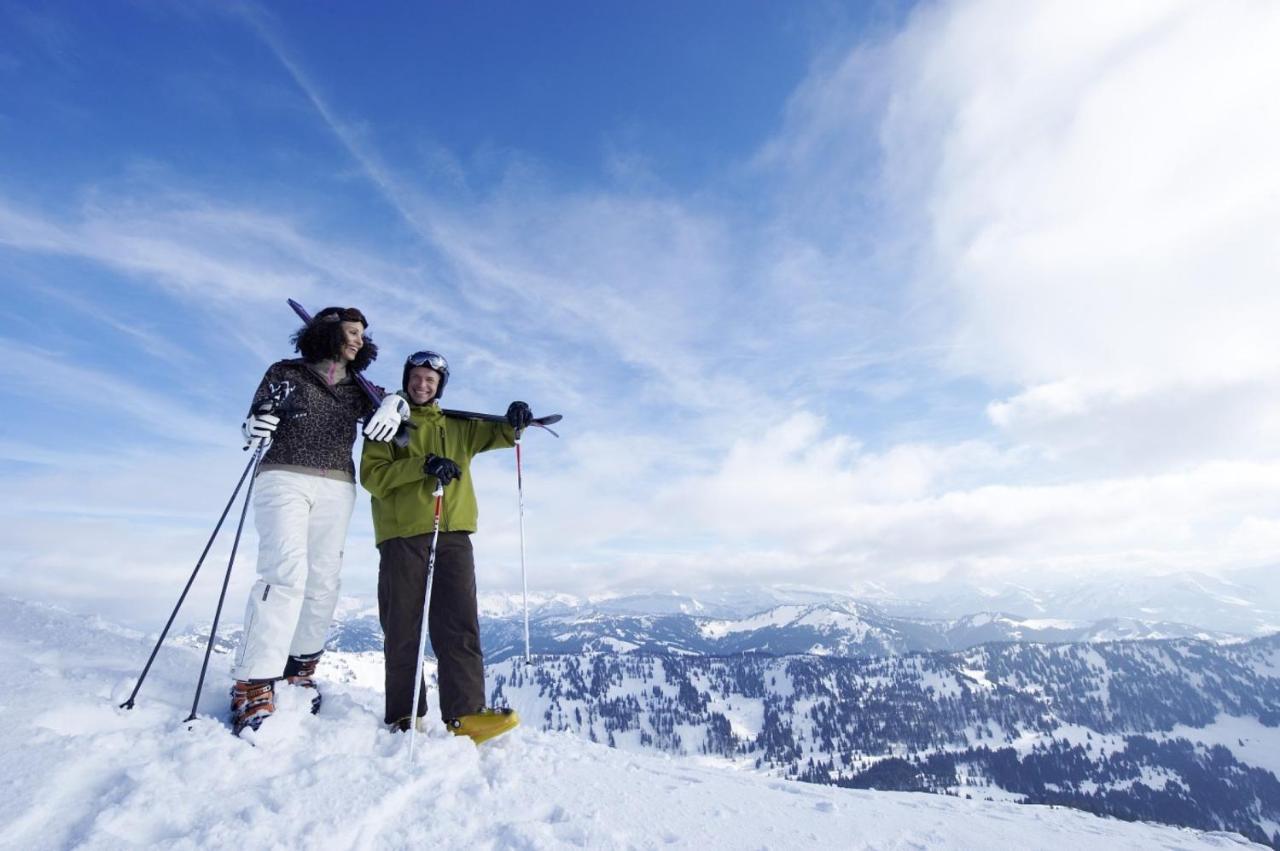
xmin=359 ymin=349 xmax=532 ymax=743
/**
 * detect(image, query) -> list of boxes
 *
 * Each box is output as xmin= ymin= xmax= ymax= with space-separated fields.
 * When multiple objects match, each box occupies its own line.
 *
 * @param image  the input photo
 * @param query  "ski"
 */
xmin=288 ymin=298 xmax=561 ymax=438
xmin=442 ymin=408 xmax=562 ymax=437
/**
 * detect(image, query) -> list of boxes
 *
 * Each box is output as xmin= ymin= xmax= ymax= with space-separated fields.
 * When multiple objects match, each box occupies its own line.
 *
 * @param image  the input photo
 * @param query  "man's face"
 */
xmin=406 ymin=366 xmax=441 ymax=404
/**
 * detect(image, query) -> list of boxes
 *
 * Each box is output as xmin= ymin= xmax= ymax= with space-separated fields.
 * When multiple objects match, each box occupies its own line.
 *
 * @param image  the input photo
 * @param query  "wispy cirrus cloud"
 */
xmin=0 ymin=344 xmax=230 ymax=446
xmin=1 ymin=196 xmax=347 ymax=306
xmin=0 ymin=191 xmax=455 ymax=364
xmin=31 ymin=283 xmax=198 ymax=366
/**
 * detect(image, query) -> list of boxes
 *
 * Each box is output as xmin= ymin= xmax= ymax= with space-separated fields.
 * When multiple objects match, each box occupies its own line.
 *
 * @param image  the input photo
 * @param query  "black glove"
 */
xmin=506 ymin=400 xmax=533 ymax=432
xmin=423 ymin=454 xmax=462 ymax=486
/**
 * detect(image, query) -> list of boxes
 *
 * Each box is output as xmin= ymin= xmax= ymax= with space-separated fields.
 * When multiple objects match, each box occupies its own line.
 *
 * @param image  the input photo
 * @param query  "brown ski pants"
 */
xmin=377 ymin=532 xmax=485 ymax=724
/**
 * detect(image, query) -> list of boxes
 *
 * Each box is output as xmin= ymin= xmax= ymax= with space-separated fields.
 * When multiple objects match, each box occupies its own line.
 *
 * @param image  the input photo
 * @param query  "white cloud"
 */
xmin=877 ymin=0 xmax=1280 ymax=456
xmin=0 ymin=443 xmax=391 ymax=628
xmin=552 ymin=0 xmax=1280 ymax=593
xmin=647 ymin=418 xmax=1280 ymax=588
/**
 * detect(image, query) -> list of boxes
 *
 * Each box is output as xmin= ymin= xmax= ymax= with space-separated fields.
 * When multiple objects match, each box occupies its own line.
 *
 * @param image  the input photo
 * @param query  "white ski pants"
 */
xmin=231 ymin=469 xmax=355 ymax=681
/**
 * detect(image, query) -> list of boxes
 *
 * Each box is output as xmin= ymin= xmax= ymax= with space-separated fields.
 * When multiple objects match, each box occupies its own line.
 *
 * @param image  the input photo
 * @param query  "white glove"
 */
xmin=242 ymin=411 xmax=280 ymax=447
xmin=364 ymin=394 xmax=410 ymax=442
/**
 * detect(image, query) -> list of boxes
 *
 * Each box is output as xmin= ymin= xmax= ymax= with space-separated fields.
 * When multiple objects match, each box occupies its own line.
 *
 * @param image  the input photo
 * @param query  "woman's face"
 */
xmin=337 ymin=321 xmax=364 ymax=363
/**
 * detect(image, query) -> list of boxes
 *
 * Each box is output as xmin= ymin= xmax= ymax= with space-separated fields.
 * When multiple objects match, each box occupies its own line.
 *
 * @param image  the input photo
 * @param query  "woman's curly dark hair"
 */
xmin=291 ymin=306 xmax=378 ymax=373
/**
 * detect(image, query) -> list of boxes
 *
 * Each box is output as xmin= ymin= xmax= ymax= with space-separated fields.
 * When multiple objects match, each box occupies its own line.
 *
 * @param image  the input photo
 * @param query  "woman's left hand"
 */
xmin=365 ymin=394 xmax=410 ymax=442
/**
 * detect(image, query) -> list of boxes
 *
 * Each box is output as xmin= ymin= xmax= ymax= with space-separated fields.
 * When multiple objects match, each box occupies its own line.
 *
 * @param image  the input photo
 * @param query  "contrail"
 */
xmin=238 ymin=6 xmax=443 ymax=248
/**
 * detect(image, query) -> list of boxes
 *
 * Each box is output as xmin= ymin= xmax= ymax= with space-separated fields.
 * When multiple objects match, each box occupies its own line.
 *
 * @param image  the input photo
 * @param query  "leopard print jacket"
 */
xmin=248 ymin=359 xmax=377 ymax=478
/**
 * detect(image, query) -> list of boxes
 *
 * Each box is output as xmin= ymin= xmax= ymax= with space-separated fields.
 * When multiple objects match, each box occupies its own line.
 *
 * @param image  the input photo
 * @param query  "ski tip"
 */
xmin=287 ymin=299 xmax=311 ymax=325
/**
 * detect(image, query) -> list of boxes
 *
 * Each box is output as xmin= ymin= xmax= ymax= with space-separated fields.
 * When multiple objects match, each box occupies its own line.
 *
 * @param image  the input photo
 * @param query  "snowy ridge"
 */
xmin=699 ymin=604 xmax=874 ymax=641
xmin=473 ymin=598 xmax=1247 ymax=663
xmin=474 ymin=571 xmax=1280 ymax=638
xmin=181 ymin=596 xmax=1252 ymax=665
xmin=1 ymin=595 xmax=1264 ymax=850
xmin=885 ymin=570 xmax=1280 ymax=637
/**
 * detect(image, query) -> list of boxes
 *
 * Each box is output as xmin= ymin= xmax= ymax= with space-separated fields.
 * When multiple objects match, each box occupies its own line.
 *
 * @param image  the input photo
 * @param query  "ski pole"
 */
xmin=120 ymin=441 xmax=265 ymax=710
xmin=184 ymin=439 xmax=268 ymax=724
xmin=516 ymin=438 xmax=532 ymax=665
xmin=408 ymin=480 xmax=445 ymax=762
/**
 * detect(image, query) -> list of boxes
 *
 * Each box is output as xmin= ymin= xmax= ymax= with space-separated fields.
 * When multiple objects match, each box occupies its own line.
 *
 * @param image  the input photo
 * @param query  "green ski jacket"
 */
xmin=359 ymin=401 xmax=515 ymax=544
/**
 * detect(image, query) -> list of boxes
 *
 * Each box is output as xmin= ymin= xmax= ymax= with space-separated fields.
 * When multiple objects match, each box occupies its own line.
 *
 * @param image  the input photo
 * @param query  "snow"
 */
xmin=475 ymin=590 xmax=585 ymax=619
xmin=918 ymin=667 xmax=964 ymax=699
xmin=1021 ymin=618 xmax=1089 ymax=630
xmin=699 ymin=605 xmax=805 ymax=638
xmin=959 ymin=667 xmax=997 ymax=690
xmin=589 ymin=637 xmax=641 ymax=653
xmin=705 ymin=693 xmax=765 ymax=740
xmin=0 ymin=596 xmax=1266 ymax=850
xmin=325 ymin=649 xmax=405 ymax=692
xmin=1158 ymin=715 xmax=1280 ymax=778
xmin=697 ymin=603 xmax=870 ymax=642
xmin=793 ymin=607 xmax=868 ymax=635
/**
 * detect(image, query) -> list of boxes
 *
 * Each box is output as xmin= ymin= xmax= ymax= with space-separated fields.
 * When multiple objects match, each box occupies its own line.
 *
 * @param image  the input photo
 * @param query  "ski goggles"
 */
xmin=405 ymin=350 xmax=448 ymax=372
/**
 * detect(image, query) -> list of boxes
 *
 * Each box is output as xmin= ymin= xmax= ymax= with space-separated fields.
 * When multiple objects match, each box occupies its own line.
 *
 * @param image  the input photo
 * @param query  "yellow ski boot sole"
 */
xmin=446 ymin=708 xmax=520 ymax=744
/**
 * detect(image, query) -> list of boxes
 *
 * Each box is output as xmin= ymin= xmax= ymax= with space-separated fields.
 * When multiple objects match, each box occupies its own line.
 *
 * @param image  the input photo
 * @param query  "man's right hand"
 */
xmin=423 ymin=454 xmax=462 ymax=486
xmin=506 ymin=400 xmax=534 ymax=432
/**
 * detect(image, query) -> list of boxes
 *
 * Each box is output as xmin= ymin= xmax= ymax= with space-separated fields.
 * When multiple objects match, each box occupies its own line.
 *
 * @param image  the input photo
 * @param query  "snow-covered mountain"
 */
xmin=466 ymin=573 xmax=1280 ymax=658
xmin=181 ymin=595 xmax=1249 ymax=666
xmin=477 ymin=600 xmax=1244 ymax=662
xmin=882 ymin=570 xmax=1280 ymax=637
xmin=492 ymin=635 xmax=1280 ymax=847
xmin=5 ymin=595 xmax=1257 ymax=851
xmin=476 ymin=571 xmax=1280 ymax=637
xmin=475 ymin=585 xmax=870 ymax=620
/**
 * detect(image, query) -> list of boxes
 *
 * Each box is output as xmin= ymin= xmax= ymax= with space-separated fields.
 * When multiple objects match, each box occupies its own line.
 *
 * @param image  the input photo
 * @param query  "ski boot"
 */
xmin=445 ymin=707 xmax=519 ymax=744
xmin=387 ymin=716 xmax=426 ymax=734
xmin=230 ymin=679 xmax=275 ymax=735
xmin=283 ymin=651 xmax=323 ymax=714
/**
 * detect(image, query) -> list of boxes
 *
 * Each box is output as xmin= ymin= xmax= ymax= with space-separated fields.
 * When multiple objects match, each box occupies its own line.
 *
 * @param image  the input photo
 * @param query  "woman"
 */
xmin=231 ymin=306 xmax=408 ymax=735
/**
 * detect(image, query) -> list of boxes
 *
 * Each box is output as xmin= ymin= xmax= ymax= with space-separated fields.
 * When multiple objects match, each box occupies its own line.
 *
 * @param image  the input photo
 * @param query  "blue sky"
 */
xmin=4 ymin=1 xmax=1280 ymax=626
